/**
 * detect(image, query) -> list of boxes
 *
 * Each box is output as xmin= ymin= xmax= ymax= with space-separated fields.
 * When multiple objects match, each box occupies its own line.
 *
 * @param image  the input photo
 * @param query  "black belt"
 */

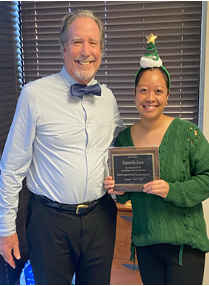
xmin=31 ymin=193 xmax=105 ymax=215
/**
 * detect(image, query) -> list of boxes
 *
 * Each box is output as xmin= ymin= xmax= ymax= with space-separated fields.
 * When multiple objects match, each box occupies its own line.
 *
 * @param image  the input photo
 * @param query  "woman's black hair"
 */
xmin=134 ymin=67 xmax=170 ymax=90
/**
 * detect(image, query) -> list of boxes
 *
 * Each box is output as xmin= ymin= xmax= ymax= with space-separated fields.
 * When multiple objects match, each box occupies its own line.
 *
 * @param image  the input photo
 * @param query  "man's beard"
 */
xmin=74 ymin=68 xmax=95 ymax=82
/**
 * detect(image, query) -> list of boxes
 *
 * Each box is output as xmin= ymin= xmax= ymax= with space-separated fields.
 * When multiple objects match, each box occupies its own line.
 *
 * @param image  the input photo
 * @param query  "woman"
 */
xmin=104 ymin=35 xmax=209 ymax=285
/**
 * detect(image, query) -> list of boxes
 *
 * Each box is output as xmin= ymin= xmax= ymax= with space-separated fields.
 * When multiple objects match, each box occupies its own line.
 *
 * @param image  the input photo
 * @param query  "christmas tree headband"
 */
xmin=135 ymin=33 xmax=171 ymax=90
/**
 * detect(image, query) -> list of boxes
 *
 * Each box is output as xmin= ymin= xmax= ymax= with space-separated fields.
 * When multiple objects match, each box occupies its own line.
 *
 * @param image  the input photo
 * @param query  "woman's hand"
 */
xmin=104 ymin=176 xmax=125 ymax=196
xmin=143 ymin=180 xmax=169 ymax=198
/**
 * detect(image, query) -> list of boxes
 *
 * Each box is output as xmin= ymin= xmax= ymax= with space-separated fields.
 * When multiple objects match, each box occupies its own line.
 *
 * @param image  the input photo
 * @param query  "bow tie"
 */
xmin=70 ymin=83 xmax=101 ymax=97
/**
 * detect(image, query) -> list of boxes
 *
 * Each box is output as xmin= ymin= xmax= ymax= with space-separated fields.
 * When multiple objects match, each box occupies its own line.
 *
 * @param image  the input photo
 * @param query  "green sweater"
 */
xmin=116 ymin=118 xmax=209 ymax=255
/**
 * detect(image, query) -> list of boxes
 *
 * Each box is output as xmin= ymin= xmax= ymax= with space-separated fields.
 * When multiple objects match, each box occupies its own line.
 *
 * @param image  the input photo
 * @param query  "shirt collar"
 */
xmin=60 ymin=65 xmax=98 ymax=88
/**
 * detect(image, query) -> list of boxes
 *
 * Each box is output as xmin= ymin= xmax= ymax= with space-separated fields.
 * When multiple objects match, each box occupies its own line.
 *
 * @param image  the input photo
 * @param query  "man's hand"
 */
xmin=104 ymin=176 xmax=125 ymax=195
xmin=0 ymin=232 xmax=21 ymax=268
xmin=143 ymin=180 xmax=169 ymax=198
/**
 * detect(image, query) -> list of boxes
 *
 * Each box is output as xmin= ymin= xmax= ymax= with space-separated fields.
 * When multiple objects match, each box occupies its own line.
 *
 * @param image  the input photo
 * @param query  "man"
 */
xmin=0 ymin=10 xmax=124 ymax=285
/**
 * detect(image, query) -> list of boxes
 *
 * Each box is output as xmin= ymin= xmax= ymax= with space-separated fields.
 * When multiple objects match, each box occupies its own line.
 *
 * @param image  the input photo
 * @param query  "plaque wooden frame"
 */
xmin=108 ymin=146 xmax=160 ymax=192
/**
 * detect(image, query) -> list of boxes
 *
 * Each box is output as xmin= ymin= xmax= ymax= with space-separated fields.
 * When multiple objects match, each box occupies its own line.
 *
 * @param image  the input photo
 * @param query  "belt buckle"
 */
xmin=76 ymin=204 xmax=88 ymax=214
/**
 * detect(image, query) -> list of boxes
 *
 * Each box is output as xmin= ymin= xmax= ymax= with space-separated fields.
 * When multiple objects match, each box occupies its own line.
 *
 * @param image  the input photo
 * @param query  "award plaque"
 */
xmin=108 ymin=146 xmax=160 ymax=192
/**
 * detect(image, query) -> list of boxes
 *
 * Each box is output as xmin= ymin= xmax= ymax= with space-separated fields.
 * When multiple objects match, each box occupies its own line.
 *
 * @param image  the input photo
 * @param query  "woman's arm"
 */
xmin=164 ymin=127 xmax=209 ymax=207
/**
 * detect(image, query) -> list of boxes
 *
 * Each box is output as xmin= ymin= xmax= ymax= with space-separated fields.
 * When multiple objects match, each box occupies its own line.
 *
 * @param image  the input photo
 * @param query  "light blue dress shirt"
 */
xmin=0 ymin=66 xmax=124 ymax=236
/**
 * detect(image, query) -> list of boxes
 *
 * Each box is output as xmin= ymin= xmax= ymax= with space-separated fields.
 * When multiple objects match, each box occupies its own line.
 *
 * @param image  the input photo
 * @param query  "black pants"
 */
xmin=26 ymin=193 xmax=117 ymax=285
xmin=136 ymin=243 xmax=205 ymax=285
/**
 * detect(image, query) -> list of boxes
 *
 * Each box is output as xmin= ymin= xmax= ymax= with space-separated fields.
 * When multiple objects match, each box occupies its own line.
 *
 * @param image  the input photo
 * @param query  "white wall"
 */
xmin=202 ymin=2 xmax=209 ymax=285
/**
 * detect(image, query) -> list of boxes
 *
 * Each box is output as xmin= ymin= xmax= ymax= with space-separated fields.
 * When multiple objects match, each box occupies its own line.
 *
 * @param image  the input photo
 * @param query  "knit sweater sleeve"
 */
xmin=115 ymin=128 xmax=130 ymax=204
xmin=164 ymin=124 xmax=209 ymax=207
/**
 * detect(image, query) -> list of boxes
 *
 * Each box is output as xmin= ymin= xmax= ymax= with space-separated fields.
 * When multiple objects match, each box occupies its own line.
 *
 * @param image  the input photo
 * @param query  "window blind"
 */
xmin=20 ymin=1 xmax=202 ymax=125
xmin=0 ymin=3 xmax=27 ymax=285
xmin=0 ymin=1 xmax=22 ymax=159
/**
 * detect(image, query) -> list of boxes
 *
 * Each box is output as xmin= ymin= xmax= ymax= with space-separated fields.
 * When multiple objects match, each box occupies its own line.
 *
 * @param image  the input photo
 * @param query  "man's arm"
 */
xmin=0 ymin=85 xmax=38 ymax=267
xmin=112 ymin=96 xmax=125 ymax=145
